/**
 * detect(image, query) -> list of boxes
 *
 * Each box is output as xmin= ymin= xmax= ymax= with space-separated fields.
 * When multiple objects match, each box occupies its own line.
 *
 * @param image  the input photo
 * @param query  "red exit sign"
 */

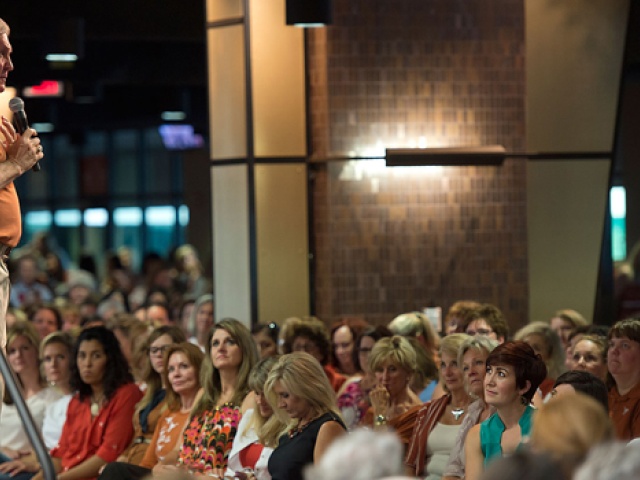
xmin=23 ymin=80 xmax=64 ymax=98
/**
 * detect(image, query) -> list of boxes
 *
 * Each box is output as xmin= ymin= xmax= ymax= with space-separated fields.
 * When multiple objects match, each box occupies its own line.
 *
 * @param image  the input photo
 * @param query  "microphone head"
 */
xmin=9 ymin=97 xmax=24 ymax=113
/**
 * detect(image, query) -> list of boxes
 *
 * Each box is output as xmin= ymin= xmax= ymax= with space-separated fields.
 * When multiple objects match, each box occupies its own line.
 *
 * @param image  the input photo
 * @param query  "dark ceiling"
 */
xmin=1 ymin=1 xmax=208 ymax=134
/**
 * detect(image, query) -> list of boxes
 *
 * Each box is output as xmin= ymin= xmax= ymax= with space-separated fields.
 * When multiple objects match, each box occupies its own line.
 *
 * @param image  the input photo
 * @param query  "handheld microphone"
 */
xmin=8 ymin=96 xmax=40 ymax=172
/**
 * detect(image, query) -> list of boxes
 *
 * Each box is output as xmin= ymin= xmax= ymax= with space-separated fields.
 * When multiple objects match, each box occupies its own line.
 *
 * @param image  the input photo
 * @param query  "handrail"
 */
xmin=0 ymin=348 xmax=56 ymax=480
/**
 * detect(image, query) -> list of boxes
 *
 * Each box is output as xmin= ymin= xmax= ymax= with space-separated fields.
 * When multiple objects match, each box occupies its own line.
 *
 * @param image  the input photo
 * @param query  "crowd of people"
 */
xmin=0 ymin=243 xmax=639 ymax=480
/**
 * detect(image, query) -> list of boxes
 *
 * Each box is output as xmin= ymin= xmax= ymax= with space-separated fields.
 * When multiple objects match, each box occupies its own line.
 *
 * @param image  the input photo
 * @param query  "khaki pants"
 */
xmin=0 ymin=257 xmax=8 ymax=414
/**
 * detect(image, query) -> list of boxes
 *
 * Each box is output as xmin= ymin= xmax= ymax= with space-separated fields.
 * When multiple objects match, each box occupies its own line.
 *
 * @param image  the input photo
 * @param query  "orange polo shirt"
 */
xmin=609 ymin=382 xmax=640 ymax=440
xmin=0 ymin=146 xmax=21 ymax=247
xmin=50 ymin=383 xmax=142 ymax=479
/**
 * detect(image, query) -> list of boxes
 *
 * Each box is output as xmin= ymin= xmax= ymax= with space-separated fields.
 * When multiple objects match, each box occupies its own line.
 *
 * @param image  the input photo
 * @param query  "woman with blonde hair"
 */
xmin=514 ymin=322 xmax=565 ymax=397
xmin=365 ymin=335 xmax=422 ymax=431
xmin=225 ymin=357 xmax=287 ymax=480
xmin=405 ymin=333 xmax=472 ymax=478
xmin=265 ymin=352 xmax=346 ymax=480
xmin=532 ymin=393 xmax=614 ymax=478
xmin=549 ymin=309 xmax=587 ymax=350
xmin=0 ymin=322 xmax=61 ymax=461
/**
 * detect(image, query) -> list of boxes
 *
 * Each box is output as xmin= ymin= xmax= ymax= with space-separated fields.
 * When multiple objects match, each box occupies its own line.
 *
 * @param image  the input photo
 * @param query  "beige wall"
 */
xmin=526 ymin=0 xmax=628 ymax=322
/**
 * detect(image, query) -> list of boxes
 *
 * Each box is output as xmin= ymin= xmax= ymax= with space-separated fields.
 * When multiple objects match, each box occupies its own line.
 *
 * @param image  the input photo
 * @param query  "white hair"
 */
xmin=574 ymin=441 xmax=640 ymax=480
xmin=304 ymin=429 xmax=403 ymax=480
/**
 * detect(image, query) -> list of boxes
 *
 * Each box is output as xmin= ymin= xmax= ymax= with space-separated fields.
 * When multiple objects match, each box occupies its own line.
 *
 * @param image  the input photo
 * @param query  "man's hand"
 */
xmin=1 ymin=116 xmax=43 ymax=174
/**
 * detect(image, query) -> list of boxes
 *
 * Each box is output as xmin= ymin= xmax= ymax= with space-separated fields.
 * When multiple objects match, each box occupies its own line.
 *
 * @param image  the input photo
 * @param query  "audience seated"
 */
xmin=252 ymin=323 xmax=280 ymax=360
xmin=31 ymin=327 xmax=143 ymax=480
xmin=548 ymin=309 xmax=587 ymax=351
xmin=514 ymin=322 xmax=565 ymax=397
xmin=607 ymin=318 xmax=640 ymax=440
xmin=29 ymin=305 xmax=63 ymax=340
xmin=337 ymin=325 xmax=392 ymax=429
xmin=573 ymin=441 xmax=640 ymax=480
xmin=442 ymin=335 xmax=499 ymax=480
xmin=464 ymin=341 xmax=547 ymax=480
xmin=0 ymin=323 xmax=62 ymax=479
xmin=464 ymin=304 xmax=509 ymax=345
xmin=329 ymin=318 xmax=369 ymax=377
xmin=405 ymin=334 xmax=471 ymax=478
xmin=288 ymin=317 xmax=346 ymax=393
xmin=388 ymin=312 xmax=440 ymax=362
xmin=531 ymin=393 xmax=614 ymax=478
xmin=444 ymin=300 xmax=481 ymax=336
xmin=98 ymin=342 xmax=204 ymax=480
xmin=9 ymin=255 xmax=53 ymax=309
xmin=225 ymin=356 xmax=286 ymax=480
xmin=364 ymin=336 xmax=421 ymax=443
xmin=568 ymin=335 xmax=608 ymax=382
xmin=304 ymin=429 xmax=405 ymax=480
xmin=264 ymin=352 xmax=346 ymax=480
xmin=116 ymin=326 xmax=186 ymax=465
xmin=549 ymin=370 xmax=609 ymax=410
xmin=187 ymin=294 xmax=214 ymax=352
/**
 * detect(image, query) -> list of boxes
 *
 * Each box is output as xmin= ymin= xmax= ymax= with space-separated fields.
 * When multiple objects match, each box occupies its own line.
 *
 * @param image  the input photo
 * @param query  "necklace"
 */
xmin=450 ymin=399 xmax=471 ymax=421
xmin=451 ymin=406 xmax=465 ymax=420
xmin=288 ymin=415 xmax=318 ymax=439
xmin=90 ymin=394 xmax=105 ymax=416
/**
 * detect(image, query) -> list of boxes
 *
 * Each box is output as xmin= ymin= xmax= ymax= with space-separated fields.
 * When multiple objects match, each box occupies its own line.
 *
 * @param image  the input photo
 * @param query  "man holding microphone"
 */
xmin=0 ymin=16 xmax=45 ymax=408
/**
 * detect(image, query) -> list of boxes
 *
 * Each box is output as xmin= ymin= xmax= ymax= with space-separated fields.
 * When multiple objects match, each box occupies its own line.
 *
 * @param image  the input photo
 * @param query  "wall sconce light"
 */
xmin=385 ymin=145 xmax=612 ymax=166
xmin=386 ymin=145 xmax=507 ymax=167
xmin=286 ymin=0 xmax=332 ymax=27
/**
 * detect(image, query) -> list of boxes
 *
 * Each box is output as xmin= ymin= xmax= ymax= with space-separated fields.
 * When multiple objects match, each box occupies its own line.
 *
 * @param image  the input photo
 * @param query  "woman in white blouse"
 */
xmin=225 ymin=356 xmax=287 ymax=480
xmin=0 ymin=322 xmax=61 ymax=471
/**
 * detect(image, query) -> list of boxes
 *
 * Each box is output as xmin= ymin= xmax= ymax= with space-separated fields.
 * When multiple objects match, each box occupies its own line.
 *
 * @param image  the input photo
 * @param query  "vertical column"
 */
xmin=206 ymin=0 xmax=310 ymax=326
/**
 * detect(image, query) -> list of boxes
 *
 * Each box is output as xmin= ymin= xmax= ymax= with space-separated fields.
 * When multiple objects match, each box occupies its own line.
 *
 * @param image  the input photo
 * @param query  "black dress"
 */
xmin=268 ymin=412 xmax=345 ymax=480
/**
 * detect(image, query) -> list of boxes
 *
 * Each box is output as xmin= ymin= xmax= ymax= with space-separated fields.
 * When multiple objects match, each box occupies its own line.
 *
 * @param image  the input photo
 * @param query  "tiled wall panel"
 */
xmin=309 ymin=0 xmax=528 ymax=331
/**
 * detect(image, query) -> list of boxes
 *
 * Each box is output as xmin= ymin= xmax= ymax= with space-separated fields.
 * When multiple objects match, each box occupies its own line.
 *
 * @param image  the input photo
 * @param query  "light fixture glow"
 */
xmin=32 ymin=122 xmax=55 ymax=133
xmin=45 ymin=53 xmax=78 ymax=62
xmin=161 ymin=111 xmax=186 ymax=121
xmin=54 ymin=209 xmax=81 ymax=227
xmin=84 ymin=208 xmax=108 ymax=227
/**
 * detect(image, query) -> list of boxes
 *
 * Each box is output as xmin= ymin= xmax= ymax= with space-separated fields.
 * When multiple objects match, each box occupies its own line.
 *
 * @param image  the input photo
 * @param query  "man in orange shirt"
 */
xmin=0 ymin=16 xmax=45 ymax=409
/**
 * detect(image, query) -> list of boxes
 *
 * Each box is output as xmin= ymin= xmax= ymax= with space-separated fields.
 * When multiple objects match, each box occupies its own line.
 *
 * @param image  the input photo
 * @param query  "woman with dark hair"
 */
xmin=550 ymin=370 xmax=609 ymax=410
xmin=289 ymin=317 xmax=346 ymax=393
xmin=337 ymin=325 xmax=392 ymax=429
xmin=98 ymin=342 xmax=205 ymax=480
xmin=30 ymin=305 xmax=63 ymax=340
xmin=115 ymin=325 xmax=186 ymax=465
xmin=252 ymin=323 xmax=280 ymax=360
xmin=464 ymin=341 xmax=547 ymax=480
xmin=330 ymin=318 xmax=369 ymax=376
xmin=607 ymin=318 xmax=640 ymax=440
xmin=31 ymin=326 xmax=143 ymax=480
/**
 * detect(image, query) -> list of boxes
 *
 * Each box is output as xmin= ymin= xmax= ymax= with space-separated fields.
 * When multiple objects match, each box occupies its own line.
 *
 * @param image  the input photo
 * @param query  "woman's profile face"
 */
xmin=149 ymin=334 xmax=175 ymax=375
xmin=195 ymin=302 xmax=214 ymax=335
xmin=462 ymin=348 xmax=488 ymax=397
xmin=43 ymin=342 xmax=71 ymax=385
xmin=7 ymin=335 xmax=39 ymax=376
xmin=333 ymin=325 xmax=355 ymax=372
xmin=523 ymin=334 xmax=550 ymax=363
xmin=77 ymin=339 xmax=108 ymax=388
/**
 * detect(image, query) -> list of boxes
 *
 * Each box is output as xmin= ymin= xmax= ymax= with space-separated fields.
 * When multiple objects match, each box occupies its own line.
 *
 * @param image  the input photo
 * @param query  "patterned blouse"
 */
xmin=178 ymin=403 xmax=242 ymax=474
xmin=337 ymin=379 xmax=370 ymax=429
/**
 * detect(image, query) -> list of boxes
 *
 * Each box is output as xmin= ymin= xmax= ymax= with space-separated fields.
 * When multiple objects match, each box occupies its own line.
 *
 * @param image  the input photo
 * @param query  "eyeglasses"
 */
xmin=150 ymin=344 xmax=172 ymax=356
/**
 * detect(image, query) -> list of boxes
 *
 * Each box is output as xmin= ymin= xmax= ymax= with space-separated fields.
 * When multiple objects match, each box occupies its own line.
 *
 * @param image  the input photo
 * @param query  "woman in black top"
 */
xmin=264 ymin=352 xmax=346 ymax=480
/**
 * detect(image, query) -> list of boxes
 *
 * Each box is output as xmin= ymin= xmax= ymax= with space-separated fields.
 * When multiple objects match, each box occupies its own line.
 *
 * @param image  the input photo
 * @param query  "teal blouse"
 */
xmin=480 ymin=405 xmax=535 ymax=466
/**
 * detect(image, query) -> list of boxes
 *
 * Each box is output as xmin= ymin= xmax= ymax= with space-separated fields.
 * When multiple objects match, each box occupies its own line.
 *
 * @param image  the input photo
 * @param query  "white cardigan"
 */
xmin=225 ymin=409 xmax=274 ymax=480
